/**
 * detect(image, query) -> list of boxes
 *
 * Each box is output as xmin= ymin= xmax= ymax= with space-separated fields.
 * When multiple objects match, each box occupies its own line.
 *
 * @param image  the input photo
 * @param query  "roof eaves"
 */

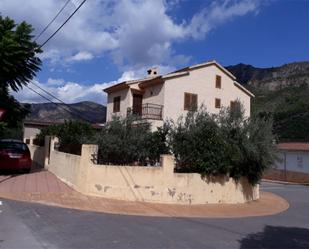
xmin=162 ymin=71 xmax=190 ymax=80
xmin=278 ymin=143 xmax=309 ymax=152
xmin=171 ymin=60 xmax=236 ymax=80
xmin=103 ymin=82 xmax=129 ymax=93
xmin=234 ymin=81 xmax=255 ymax=97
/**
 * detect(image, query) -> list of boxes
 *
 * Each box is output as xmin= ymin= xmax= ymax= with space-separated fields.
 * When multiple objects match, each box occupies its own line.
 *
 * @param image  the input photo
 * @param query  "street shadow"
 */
xmin=0 ymin=170 xmax=18 ymax=184
xmin=239 ymin=225 xmax=309 ymax=249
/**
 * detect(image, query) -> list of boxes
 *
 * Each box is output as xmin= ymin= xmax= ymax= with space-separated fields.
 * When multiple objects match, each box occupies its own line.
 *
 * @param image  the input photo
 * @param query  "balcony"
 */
xmin=127 ymin=103 xmax=163 ymax=120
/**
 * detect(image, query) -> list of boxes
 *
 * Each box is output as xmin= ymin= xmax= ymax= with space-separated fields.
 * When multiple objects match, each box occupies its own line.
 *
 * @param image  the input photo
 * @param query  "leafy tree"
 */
xmin=0 ymin=122 xmax=7 ymax=137
xmin=0 ymin=15 xmax=42 ymax=91
xmin=0 ymin=15 xmax=41 ymax=138
xmin=36 ymin=121 xmax=95 ymax=154
xmin=97 ymin=115 xmax=169 ymax=165
xmin=168 ymin=108 xmax=232 ymax=175
xmin=0 ymin=87 xmax=30 ymax=127
xmin=168 ymin=105 xmax=277 ymax=185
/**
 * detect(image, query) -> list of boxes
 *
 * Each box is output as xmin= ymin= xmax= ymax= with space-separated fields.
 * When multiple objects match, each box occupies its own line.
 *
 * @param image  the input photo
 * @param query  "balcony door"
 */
xmin=132 ymin=94 xmax=143 ymax=116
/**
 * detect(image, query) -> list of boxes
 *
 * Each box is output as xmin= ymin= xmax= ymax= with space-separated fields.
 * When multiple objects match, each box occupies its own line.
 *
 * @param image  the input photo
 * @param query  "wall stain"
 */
xmin=177 ymin=192 xmax=193 ymax=204
xmin=151 ymin=190 xmax=159 ymax=196
xmin=167 ymin=188 xmax=176 ymax=198
xmin=104 ymin=186 xmax=111 ymax=192
xmin=95 ymin=184 xmax=102 ymax=191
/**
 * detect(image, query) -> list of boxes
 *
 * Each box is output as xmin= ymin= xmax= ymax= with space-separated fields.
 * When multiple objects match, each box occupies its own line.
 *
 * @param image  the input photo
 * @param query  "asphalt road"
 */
xmin=0 ymin=182 xmax=308 ymax=249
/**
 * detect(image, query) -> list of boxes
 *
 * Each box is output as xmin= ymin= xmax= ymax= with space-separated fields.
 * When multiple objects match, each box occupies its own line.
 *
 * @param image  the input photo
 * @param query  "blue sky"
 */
xmin=1 ymin=0 xmax=309 ymax=105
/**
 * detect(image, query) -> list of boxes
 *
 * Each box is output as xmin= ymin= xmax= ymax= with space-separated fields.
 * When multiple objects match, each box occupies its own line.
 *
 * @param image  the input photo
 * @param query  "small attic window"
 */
xmin=216 ymin=75 xmax=222 ymax=89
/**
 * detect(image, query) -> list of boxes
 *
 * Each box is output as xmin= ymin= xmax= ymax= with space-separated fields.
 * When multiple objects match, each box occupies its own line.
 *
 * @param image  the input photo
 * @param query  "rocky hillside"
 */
xmin=26 ymin=101 xmax=106 ymax=123
xmin=226 ymin=61 xmax=309 ymax=142
xmin=226 ymin=61 xmax=309 ymax=91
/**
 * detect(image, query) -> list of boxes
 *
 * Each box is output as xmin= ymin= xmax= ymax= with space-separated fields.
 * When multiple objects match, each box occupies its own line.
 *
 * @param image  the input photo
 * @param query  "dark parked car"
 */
xmin=0 ymin=139 xmax=32 ymax=173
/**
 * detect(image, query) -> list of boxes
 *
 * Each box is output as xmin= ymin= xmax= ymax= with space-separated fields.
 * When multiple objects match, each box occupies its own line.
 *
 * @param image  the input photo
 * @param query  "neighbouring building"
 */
xmin=23 ymin=120 xmax=63 ymax=139
xmin=265 ymin=143 xmax=309 ymax=183
xmin=103 ymin=60 xmax=254 ymax=130
xmin=23 ymin=120 xmax=103 ymax=140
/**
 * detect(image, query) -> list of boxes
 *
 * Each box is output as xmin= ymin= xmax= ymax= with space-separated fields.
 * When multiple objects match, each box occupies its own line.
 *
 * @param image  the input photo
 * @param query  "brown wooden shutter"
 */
xmin=191 ymin=94 xmax=198 ymax=110
xmin=113 ymin=96 xmax=121 ymax=112
xmin=230 ymin=100 xmax=240 ymax=113
xmin=184 ymin=93 xmax=191 ymax=110
xmin=215 ymin=98 xmax=221 ymax=108
xmin=216 ymin=75 xmax=221 ymax=89
xmin=184 ymin=93 xmax=198 ymax=110
xmin=230 ymin=101 xmax=236 ymax=111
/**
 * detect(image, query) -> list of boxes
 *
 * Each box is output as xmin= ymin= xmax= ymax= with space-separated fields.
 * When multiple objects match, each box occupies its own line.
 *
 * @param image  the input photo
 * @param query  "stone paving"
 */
xmin=0 ymin=169 xmax=289 ymax=218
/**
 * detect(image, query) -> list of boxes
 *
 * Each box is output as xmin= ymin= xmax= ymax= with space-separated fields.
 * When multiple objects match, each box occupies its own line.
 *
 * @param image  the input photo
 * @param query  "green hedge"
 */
xmin=96 ymin=115 xmax=169 ymax=165
xmin=168 ymin=105 xmax=277 ymax=185
xmin=36 ymin=120 xmax=95 ymax=155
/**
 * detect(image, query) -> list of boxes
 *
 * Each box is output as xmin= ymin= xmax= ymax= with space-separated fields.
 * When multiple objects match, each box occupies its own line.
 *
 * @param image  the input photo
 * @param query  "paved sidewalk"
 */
xmin=0 ymin=170 xmax=289 ymax=218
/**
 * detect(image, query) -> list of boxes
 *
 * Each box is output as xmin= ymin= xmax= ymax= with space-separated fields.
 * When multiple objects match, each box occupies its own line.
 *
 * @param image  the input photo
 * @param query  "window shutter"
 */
xmin=215 ymin=98 xmax=221 ymax=108
xmin=113 ymin=96 xmax=121 ymax=112
xmin=216 ymin=75 xmax=221 ymax=89
xmin=184 ymin=93 xmax=191 ymax=110
xmin=230 ymin=101 xmax=235 ymax=111
xmin=191 ymin=94 xmax=198 ymax=110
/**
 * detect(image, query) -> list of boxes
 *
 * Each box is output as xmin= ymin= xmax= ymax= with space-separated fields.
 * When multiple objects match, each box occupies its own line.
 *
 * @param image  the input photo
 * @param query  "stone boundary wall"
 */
xmin=264 ymin=169 xmax=309 ymax=184
xmin=24 ymin=137 xmax=46 ymax=168
xmin=28 ymin=136 xmax=259 ymax=204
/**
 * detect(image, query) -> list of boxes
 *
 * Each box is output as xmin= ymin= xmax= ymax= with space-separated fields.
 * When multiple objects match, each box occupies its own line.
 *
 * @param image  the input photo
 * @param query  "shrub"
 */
xmin=168 ymin=104 xmax=277 ymax=185
xmin=36 ymin=120 xmax=95 ymax=154
xmin=0 ymin=122 xmax=7 ymax=138
xmin=96 ymin=115 xmax=169 ymax=165
xmin=218 ymin=109 xmax=278 ymax=185
xmin=168 ymin=109 xmax=232 ymax=175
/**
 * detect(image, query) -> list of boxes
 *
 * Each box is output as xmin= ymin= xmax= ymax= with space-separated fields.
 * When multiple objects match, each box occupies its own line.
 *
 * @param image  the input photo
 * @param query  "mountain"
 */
xmin=26 ymin=101 xmax=106 ymax=123
xmin=226 ymin=61 xmax=309 ymax=91
xmin=226 ymin=62 xmax=309 ymax=142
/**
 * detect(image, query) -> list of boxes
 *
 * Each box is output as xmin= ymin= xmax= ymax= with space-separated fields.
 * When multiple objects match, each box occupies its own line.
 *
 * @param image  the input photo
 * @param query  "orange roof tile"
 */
xmin=278 ymin=143 xmax=309 ymax=152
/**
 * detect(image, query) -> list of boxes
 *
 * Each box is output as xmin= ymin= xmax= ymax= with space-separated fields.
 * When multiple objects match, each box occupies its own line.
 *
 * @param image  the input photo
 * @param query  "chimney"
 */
xmin=147 ymin=67 xmax=159 ymax=76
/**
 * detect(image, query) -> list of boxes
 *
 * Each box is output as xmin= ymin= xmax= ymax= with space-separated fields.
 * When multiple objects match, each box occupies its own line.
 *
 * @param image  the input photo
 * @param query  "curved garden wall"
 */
xmin=41 ymin=138 xmax=259 ymax=204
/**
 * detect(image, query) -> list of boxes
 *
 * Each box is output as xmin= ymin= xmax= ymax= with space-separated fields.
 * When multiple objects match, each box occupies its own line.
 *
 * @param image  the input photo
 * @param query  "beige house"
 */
xmin=103 ymin=60 xmax=254 ymax=130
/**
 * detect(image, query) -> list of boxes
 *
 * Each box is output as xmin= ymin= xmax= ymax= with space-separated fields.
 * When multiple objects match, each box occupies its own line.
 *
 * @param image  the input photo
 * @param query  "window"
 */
xmin=113 ymin=96 xmax=121 ymax=113
xmin=215 ymin=98 xmax=221 ymax=108
xmin=230 ymin=100 xmax=240 ymax=113
xmin=297 ymin=156 xmax=303 ymax=168
xmin=216 ymin=75 xmax=221 ymax=89
xmin=184 ymin=92 xmax=198 ymax=110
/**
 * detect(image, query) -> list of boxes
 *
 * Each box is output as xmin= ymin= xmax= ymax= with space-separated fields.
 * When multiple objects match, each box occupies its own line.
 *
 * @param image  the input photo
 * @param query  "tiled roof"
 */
xmin=278 ymin=143 xmax=309 ymax=152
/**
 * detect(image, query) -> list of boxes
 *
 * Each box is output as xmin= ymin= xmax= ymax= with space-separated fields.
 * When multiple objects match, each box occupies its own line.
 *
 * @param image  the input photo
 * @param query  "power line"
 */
xmin=39 ymin=0 xmax=87 ymax=48
xmin=35 ymin=0 xmax=72 ymax=42
xmin=25 ymin=84 xmax=94 ymax=123
xmin=29 ymin=81 xmax=95 ymax=122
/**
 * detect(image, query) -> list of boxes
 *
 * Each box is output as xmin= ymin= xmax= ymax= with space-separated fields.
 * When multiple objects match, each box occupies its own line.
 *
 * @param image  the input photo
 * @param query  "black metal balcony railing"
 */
xmin=127 ymin=103 xmax=163 ymax=120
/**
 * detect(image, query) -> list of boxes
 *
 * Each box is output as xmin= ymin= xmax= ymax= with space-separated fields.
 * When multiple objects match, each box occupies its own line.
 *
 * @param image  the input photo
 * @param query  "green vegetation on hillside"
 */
xmin=251 ymin=84 xmax=309 ymax=142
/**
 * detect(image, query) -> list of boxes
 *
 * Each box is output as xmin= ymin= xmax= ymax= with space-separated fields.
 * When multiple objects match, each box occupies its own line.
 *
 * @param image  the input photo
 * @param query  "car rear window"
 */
xmin=0 ymin=142 xmax=29 ymax=152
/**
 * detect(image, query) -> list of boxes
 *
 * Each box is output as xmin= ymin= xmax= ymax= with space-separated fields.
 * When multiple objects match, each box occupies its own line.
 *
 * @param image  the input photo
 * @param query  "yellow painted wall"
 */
xmin=44 ymin=140 xmax=259 ymax=205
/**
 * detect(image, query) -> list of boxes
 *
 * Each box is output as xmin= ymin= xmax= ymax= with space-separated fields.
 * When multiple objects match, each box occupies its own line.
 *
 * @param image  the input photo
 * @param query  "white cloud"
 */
xmin=46 ymin=78 xmax=65 ymax=86
xmin=0 ymin=0 xmax=261 ymax=70
xmin=66 ymin=51 xmax=94 ymax=62
xmin=11 ymin=65 xmax=178 ymax=105
xmin=11 ymin=70 xmax=140 ymax=105
xmin=186 ymin=0 xmax=261 ymax=40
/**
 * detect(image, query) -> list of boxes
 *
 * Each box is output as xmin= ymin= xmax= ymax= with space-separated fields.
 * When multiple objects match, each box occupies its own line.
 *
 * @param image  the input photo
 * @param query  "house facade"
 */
xmin=264 ymin=143 xmax=309 ymax=183
xmin=103 ymin=60 xmax=254 ymax=130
